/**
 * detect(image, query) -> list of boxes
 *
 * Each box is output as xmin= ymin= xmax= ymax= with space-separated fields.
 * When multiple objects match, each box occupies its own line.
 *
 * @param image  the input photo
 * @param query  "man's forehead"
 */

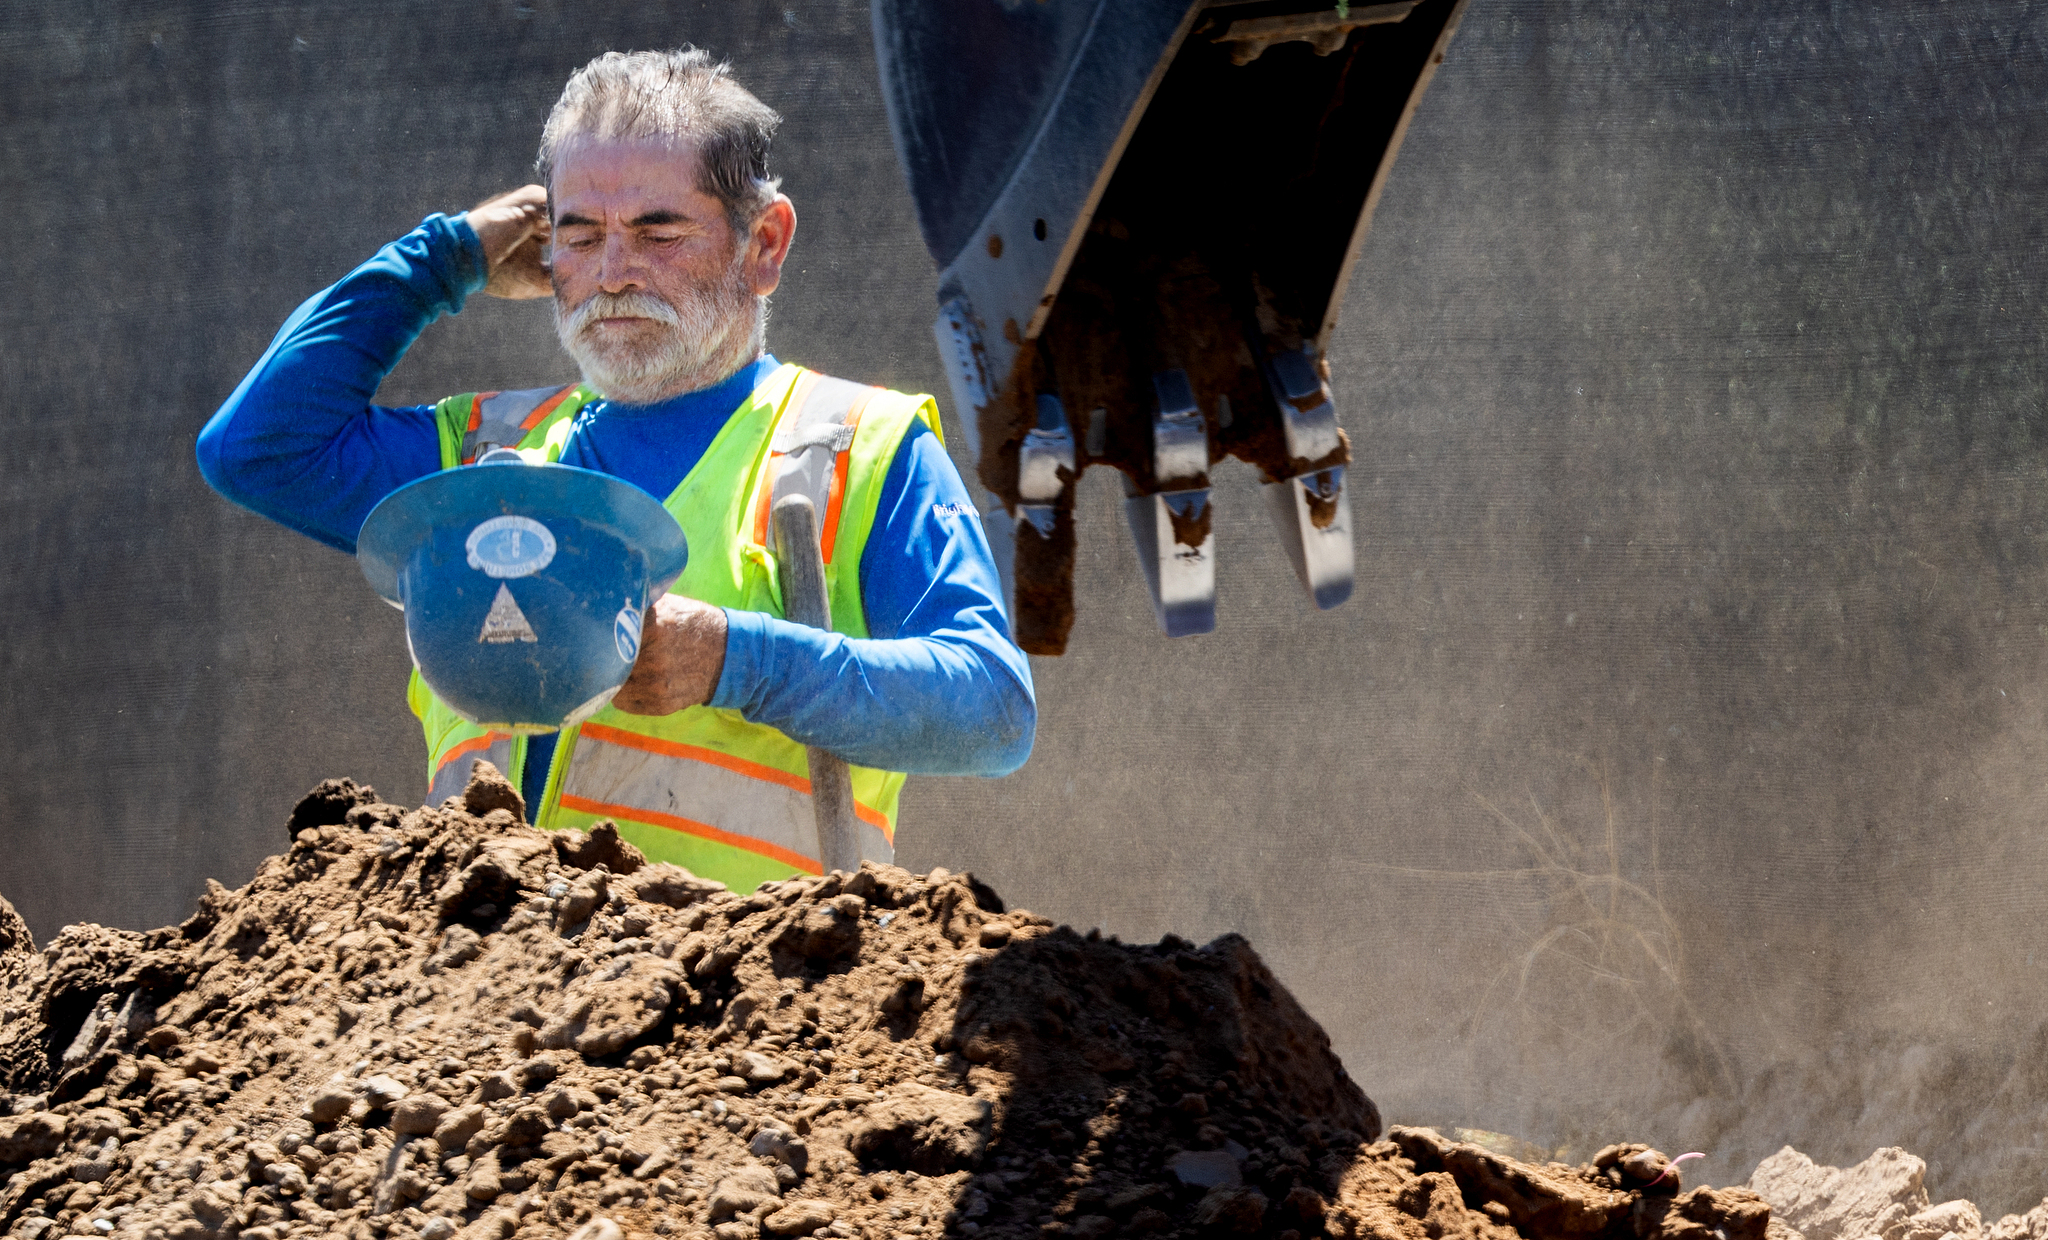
xmin=551 ymin=137 xmax=713 ymax=214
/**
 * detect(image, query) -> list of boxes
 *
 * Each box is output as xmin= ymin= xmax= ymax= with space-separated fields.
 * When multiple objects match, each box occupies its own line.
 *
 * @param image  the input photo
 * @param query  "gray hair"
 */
xmin=537 ymin=48 xmax=783 ymax=235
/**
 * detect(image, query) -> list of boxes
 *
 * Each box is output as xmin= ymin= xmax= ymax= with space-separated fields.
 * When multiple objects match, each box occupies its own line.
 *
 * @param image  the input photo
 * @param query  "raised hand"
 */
xmin=466 ymin=184 xmax=553 ymax=300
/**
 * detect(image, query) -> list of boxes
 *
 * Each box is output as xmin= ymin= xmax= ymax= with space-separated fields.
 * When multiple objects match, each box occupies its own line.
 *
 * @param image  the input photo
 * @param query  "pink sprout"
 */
xmin=1649 ymin=1152 xmax=1707 ymax=1187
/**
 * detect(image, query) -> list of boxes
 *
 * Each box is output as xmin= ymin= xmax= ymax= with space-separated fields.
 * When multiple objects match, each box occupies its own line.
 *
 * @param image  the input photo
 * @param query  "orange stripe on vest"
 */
xmin=577 ymin=722 xmax=895 ymax=840
xmin=819 ymin=393 xmax=873 ymax=563
xmin=434 ymin=731 xmax=507 ymax=775
xmin=752 ymin=371 xmax=824 ymax=546
xmin=578 ymin=722 xmax=809 ymax=794
xmin=521 ymin=384 xmax=580 ymax=431
xmin=557 ymin=792 xmax=821 ymax=875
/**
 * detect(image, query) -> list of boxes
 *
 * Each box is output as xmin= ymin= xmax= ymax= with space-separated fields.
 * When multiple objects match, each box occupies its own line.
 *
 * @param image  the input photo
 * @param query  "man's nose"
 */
xmin=596 ymin=232 xmax=643 ymax=293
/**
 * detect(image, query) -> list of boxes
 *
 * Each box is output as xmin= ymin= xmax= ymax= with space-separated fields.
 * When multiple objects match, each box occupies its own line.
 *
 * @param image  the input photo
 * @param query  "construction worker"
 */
xmin=197 ymin=49 xmax=1035 ymax=890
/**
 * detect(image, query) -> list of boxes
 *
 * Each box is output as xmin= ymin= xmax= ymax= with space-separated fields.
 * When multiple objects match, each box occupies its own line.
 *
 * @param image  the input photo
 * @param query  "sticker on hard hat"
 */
xmin=480 ymin=584 xmax=539 ymax=644
xmin=615 ymin=603 xmax=643 ymax=662
xmin=466 ymin=516 xmax=557 ymax=579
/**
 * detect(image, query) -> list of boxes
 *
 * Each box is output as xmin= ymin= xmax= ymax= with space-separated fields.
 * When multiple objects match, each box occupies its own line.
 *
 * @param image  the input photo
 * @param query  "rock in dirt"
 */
xmin=1751 ymin=1147 xmax=1940 ymax=1240
xmin=1751 ymin=1146 xmax=2048 ymax=1240
xmin=0 ymin=894 xmax=46 ymax=1097
xmin=1990 ymin=1198 xmax=2048 ymax=1240
xmin=0 ymin=897 xmax=31 ymax=964
xmin=0 ymin=767 xmax=1781 ymax=1240
xmin=845 ymin=1081 xmax=991 ymax=1174
xmin=0 ymin=1111 xmax=64 ymax=1163
xmin=285 ymin=776 xmax=384 ymax=839
xmin=1907 ymin=1199 xmax=1986 ymax=1240
xmin=1170 ymin=1147 xmax=1245 ymax=1190
xmin=762 ymin=1197 xmax=835 ymax=1235
xmin=1369 ymin=1126 xmax=1771 ymax=1240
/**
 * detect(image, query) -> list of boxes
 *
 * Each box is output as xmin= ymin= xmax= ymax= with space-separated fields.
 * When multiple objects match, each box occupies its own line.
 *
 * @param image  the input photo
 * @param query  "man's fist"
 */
xmin=611 ymin=594 xmax=729 ymax=716
xmin=467 ymin=185 xmax=552 ymax=300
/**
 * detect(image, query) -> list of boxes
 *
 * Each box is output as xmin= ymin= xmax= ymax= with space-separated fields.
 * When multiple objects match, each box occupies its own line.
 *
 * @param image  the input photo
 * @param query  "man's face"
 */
xmin=549 ymin=138 xmax=762 ymax=404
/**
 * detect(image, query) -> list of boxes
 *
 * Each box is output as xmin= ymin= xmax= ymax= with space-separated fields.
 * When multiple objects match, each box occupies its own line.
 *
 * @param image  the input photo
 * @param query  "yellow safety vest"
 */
xmin=406 ymin=363 xmax=942 ymax=891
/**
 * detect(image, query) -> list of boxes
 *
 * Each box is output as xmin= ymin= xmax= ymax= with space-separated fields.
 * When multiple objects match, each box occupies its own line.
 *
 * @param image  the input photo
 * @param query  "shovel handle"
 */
xmin=771 ymin=494 xmax=863 ymax=876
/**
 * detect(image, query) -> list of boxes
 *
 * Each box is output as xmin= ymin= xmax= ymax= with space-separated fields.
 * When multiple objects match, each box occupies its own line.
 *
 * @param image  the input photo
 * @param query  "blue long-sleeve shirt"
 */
xmin=197 ymin=214 xmax=1034 ymax=805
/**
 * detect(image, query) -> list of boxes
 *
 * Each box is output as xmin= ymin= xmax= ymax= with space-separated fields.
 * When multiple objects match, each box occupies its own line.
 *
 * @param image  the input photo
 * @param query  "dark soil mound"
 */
xmin=0 ymin=765 xmax=1770 ymax=1240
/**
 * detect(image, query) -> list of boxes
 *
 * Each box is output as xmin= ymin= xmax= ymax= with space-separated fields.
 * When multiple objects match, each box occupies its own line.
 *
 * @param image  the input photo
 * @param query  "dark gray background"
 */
xmin=7 ymin=0 xmax=2048 ymax=1212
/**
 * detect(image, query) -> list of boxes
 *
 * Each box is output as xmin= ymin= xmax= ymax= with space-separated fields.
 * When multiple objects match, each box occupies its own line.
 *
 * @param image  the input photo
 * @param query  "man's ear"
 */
xmin=749 ymin=196 xmax=797 ymax=297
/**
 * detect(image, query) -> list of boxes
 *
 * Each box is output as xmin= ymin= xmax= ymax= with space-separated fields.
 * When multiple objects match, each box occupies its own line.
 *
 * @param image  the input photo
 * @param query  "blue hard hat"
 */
xmin=356 ymin=453 xmax=689 ymax=733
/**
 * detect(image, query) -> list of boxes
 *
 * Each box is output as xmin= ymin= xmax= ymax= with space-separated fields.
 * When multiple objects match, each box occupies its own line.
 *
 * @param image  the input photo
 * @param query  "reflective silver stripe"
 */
xmin=766 ymin=375 xmax=875 ymax=559
xmin=462 ymin=385 xmax=576 ymax=461
xmin=559 ymin=729 xmax=893 ymax=868
xmin=429 ymin=736 xmax=515 ymax=805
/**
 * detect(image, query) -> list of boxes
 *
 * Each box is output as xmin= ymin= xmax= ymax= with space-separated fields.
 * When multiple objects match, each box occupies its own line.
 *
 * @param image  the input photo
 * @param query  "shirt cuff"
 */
xmin=442 ymin=212 xmax=493 ymax=300
xmin=708 ymin=606 xmax=770 ymax=711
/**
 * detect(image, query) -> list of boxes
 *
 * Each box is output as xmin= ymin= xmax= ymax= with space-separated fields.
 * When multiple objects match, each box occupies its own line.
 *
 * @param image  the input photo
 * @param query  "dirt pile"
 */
xmin=1749 ymin=1147 xmax=2048 ymax=1240
xmin=2 ymin=766 xmax=1772 ymax=1240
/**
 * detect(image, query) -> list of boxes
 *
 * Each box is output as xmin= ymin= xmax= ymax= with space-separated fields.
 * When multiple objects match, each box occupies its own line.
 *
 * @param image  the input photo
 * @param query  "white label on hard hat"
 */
xmin=615 ymin=603 xmax=643 ymax=662
xmin=480 ymin=584 xmax=539 ymax=644
xmin=466 ymin=516 xmax=556 ymax=578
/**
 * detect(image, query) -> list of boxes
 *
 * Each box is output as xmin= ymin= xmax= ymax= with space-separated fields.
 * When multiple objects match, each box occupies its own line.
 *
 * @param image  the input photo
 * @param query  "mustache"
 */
xmin=556 ymin=290 xmax=683 ymax=338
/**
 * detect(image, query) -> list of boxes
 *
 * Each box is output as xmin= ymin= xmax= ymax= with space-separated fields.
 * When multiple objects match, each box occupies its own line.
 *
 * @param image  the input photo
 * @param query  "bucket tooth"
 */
xmin=1017 ymin=394 xmax=1075 ymax=538
xmin=1262 ymin=466 xmax=1353 ymax=609
xmin=1261 ymin=346 xmax=1355 ymax=609
xmin=1123 ymin=370 xmax=1216 ymax=637
xmin=1150 ymin=370 xmax=1211 ymax=484
xmin=1266 ymin=346 xmax=1343 ymax=461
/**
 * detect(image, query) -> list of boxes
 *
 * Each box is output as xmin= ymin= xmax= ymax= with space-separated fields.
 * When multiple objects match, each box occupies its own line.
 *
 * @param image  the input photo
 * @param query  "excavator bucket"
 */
xmin=874 ymin=0 xmax=1469 ymax=654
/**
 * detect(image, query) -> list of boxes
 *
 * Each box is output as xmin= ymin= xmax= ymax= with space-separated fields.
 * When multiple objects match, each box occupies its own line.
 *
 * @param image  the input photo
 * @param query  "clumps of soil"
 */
xmin=0 ymin=897 xmax=45 ymax=1092
xmin=2 ymin=765 xmax=1772 ymax=1240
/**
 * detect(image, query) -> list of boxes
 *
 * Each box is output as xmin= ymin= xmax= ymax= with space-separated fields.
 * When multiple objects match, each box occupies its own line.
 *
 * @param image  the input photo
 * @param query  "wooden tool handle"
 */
xmin=771 ymin=494 xmax=863 ymax=876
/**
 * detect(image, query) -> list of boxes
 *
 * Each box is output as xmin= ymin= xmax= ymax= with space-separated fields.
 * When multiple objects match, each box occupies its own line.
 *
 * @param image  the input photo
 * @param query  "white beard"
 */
xmin=554 ymin=245 xmax=764 ymax=404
